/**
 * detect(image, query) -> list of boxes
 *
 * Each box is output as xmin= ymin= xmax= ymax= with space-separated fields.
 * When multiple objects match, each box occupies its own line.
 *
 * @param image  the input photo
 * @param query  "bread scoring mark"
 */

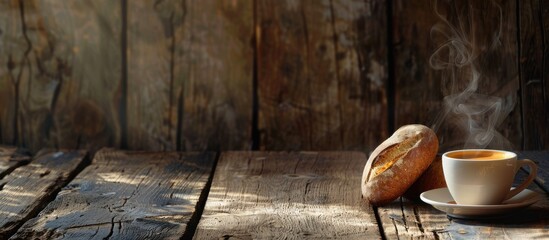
xmin=368 ymin=133 xmax=423 ymax=181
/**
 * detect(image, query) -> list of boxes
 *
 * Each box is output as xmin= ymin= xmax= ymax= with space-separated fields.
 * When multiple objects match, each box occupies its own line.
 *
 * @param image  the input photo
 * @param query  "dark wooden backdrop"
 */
xmin=0 ymin=0 xmax=547 ymax=153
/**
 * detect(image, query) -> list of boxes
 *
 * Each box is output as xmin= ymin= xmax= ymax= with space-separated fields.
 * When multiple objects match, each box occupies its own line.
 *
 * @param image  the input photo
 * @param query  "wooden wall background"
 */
xmin=0 ymin=0 xmax=547 ymax=153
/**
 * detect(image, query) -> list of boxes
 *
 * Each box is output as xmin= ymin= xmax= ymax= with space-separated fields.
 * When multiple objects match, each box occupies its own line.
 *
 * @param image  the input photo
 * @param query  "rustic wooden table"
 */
xmin=0 ymin=147 xmax=547 ymax=239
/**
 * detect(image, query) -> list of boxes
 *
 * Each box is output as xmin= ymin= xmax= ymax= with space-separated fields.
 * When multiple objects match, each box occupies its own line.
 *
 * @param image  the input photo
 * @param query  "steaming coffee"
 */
xmin=445 ymin=150 xmax=508 ymax=160
xmin=442 ymin=149 xmax=537 ymax=205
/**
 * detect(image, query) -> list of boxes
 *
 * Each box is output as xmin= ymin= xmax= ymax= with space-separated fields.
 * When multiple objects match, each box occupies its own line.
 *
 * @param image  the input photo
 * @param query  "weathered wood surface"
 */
xmin=0 ymin=149 xmax=87 ymax=239
xmin=257 ymin=0 xmax=388 ymax=151
xmin=519 ymin=0 xmax=549 ymax=150
xmin=391 ymin=0 xmax=441 ymax=129
xmin=12 ymin=149 xmax=215 ymax=239
xmin=393 ymin=0 xmax=523 ymax=151
xmin=126 ymin=0 xmax=180 ymax=151
xmin=378 ymin=195 xmax=549 ymax=239
xmin=1 ymin=1 xmax=548 ymax=152
xmin=378 ymin=153 xmax=549 ymax=239
xmin=194 ymin=151 xmax=381 ymax=239
xmin=0 ymin=146 xmax=30 ymax=179
xmin=0 ymin=1 xmax=122 ymax=152
xmin=0 ymin=150 xmax=544 ymax=238
xmin=127 ymin=0 xmax=253 ymax=151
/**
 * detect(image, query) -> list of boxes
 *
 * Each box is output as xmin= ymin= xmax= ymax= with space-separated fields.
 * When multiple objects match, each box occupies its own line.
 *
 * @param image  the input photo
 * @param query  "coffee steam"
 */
xmin=429 ymin=1 xmax=516 ymax=151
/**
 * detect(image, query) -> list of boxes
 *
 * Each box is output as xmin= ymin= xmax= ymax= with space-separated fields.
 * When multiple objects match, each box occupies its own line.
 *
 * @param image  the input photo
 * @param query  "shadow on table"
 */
xmin=378 ymin=196 xmax=549 ymax=240
xmin=429 ymin=195 xmax=549 ymax=240
xmin=450 ymin=194 xmax=549 ymax=228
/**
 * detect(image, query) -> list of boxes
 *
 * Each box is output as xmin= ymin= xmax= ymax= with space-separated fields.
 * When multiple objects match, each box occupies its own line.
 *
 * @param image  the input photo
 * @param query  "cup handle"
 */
xmin=505 ymin=159 xmax=538 ymax=200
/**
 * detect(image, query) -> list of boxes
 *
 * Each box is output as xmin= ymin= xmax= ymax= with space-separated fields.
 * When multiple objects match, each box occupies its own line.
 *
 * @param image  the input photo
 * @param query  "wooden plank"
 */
xmin=128 ymin=0 xmax=253 ymax=150
xmin=0 ymin=1 xmax=22 ymax=145
xmin=12 ymin=149 xmax=215 ymax=239
xmin=377 ymin=197 xmax=451 ymax=239
xmin=179 ymin=0 xmax=253 ymax=150
xmin=0 ymin=149 xmax=88 ymax=239
xmin=126 ymin=0 xmax=181 ymax=151
xmin=391 ymin=0 xmax=440 ymax=129
xmin=379 ymin=195 xmax=549 ymax=239
xmin=0 ymin=146 xmax=30 ymax=179
xmin=126 ymin=0 xmax=253 ymax=151
xmin=378 ymin=153 xmax=549 ymax=239
xmin=393 ymin=0 xmax=522 ymax=151
xmin=194 ymin=151 xmax=381 ymax=239
xmin=257 ymin=0 xmax=388 ymax=151
xmin=0 ymin=1 xmax=122 ymax=152
xmin=519 ymin=0 xmax=549 ymax=150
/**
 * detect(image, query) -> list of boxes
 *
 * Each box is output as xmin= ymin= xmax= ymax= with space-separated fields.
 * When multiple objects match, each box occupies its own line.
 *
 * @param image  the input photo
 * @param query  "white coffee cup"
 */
xmin=442 ymin=149 xmax=537 ymax=205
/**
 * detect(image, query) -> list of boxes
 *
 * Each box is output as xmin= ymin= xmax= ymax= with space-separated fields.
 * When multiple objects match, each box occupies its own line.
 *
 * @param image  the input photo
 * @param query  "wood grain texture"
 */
xmin=378 ymin=162 xmax=549 ymax=239
xmin=180 ymin=0 xmax=253 ymax=151
xmin=128 ymin=0 xmax=253 ymax=150
xmin=127 ymin=0 xmax=253 ymax=151
xmin=0 ymin=149 xmax=87 ymax=239
xmin=0 ymin=1 xmax=122 ymax=152
xmin=391 ymin=0 xmax=441 ymax=128
xmin=519 ymin=0 xmax=549 ymax=150
xmin=126 ymin=0 xmax=182 ymax=151
xmin=194 ymin=151 xmax=381 ymax=239
xmin=0 ymin=0 xmax=30 ymax=147
xmin=0 ymin=145 xmax=30 ymax=179
xmin=379 ymin=196 xmax=549 ymax=239
xmin=0 ymin=1 xmax=547 ymax=152
xmin=12 ymin=149 xmax=215 ymax=239
xmin=393 ymin=0 xmax=522 ymax=151
xmin=257 ymin=0 xmax=388 ymax=151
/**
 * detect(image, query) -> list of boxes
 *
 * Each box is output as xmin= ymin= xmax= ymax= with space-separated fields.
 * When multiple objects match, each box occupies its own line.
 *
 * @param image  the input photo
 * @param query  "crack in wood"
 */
xmin=304 ymin=181 xmax=311 ymax=196
xmin=113 ymin=166 xmax=153 ymax=211
xmin=64 ymin=222 xmax=117 ymax=230
xmin=399 ymin=197 xmax=408 ymax=231
xmin=184 ymin=169 xmax=194 ymax=180
xmin=90 ymin=226 xmax=100 ymax=238
xmin=391 ymin=218 xmax=400 ymax=240
xmin=169 ymin=181 xmax=176 ymax=199
xmin=113 ymin=198 xmax=129 ymax=211
xmin=39 ymin=170 xmax=51 ymax=178
xmin=413 ymin=206 xmax=425 ymax=234
xmin=432 ymin=230 xmax=441 ymax=240
xmin=103 ymin=216 xmax=116 ymax=240
xmin=136 ymin=214 xmax=191 ymax=224
xmin=181 ymin=151 xmax=219 ymax=239
xmin=373 ymin=206 xmax=388 ymax=240
xmin=117 ymin=219 xmax=122 ymax=235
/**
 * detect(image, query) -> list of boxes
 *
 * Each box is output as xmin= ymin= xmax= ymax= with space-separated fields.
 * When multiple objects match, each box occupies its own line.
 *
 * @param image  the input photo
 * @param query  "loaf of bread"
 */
xmin=361 ymin=124 xmax=439 ymax=206
xmin=403 ymin=155 xmax=446 ymax=201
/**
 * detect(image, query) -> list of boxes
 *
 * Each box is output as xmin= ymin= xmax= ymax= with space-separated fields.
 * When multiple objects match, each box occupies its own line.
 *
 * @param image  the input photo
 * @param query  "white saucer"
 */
xmin=420 ymin=188 xmax=542 ymax=219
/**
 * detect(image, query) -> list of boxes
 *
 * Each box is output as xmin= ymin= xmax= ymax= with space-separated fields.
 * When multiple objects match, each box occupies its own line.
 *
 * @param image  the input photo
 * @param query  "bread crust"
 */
xmin=361 ymin=124 xmax=438 ymax=206
xmin=403 ymin=155 xmax=446 ymax=201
